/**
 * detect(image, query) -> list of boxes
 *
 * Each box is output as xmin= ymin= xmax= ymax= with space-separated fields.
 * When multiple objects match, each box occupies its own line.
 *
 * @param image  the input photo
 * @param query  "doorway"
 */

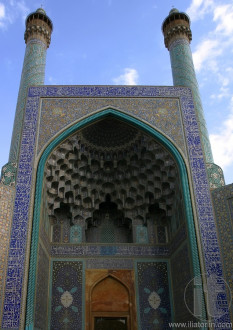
xmin=86 ymin=269 xmax=137 ymax=330
xmin=94 ymin=317 xmax=127 ymax=330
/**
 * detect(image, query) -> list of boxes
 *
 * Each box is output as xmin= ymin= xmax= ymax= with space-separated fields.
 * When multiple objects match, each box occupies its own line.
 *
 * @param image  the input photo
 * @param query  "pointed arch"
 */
xmin=86 ymin=271 xmax=134 ymax=330
xmin=90 ymin=274 xmax=130 ymax=312
xmin=91 ymin=273 xmax=130 ymax=296
xmin=26 ymin=108 xmax=201 ymax=326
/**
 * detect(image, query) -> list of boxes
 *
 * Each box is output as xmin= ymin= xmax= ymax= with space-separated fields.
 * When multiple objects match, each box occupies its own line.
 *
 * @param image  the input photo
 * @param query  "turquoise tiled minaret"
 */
xmin=162 ymin=9 xmax=225 ymax=188
xmin=3 ymin=8 xmax=53 ymax=184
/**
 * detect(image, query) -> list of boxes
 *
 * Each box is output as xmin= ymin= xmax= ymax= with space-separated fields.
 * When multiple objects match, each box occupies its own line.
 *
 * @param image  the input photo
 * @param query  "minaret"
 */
xmin=162 ymin=9 xmax=224 ymax=188
xmin=6 ymin=8 xmax=52 ymax=180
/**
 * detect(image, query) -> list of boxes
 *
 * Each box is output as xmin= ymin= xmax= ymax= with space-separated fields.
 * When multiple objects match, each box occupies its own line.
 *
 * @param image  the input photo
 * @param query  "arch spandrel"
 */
xmin=37 ymin=98 xmax=187 ymax=160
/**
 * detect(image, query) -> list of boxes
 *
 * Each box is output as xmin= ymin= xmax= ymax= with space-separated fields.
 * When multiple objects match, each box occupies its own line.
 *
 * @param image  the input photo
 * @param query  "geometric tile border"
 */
xmin=1 ymin=85 xmax=231 ymax=329
xmin=47 ymin=223 xmax=186 ymax=258
xmin=50 ymin=244 xmax=170 ymax=257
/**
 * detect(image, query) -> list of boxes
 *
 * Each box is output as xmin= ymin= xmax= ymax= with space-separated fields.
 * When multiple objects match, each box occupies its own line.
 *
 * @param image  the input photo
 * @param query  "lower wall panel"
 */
xmin=49 ymin=260 xmax=83 ymax=330
xmin=136 ymin=260 xmax=172 ymax=330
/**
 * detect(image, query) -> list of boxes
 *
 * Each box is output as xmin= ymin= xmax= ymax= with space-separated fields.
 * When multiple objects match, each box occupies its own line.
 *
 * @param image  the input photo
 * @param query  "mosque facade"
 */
xmin=0 ymin=7 xmax=233 ymax=330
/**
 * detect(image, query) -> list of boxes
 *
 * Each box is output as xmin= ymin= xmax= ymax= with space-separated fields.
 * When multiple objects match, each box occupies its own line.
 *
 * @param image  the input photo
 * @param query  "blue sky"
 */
xmin=0 ymin=0 xmax=233 ymax=184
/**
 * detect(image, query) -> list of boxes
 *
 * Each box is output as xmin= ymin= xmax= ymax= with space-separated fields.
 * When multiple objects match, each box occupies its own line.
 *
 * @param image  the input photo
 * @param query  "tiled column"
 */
xmin=3 ymin=9 xmax=53 ymax=184
xmin=162 ymin=9 xmax=224 ymax=188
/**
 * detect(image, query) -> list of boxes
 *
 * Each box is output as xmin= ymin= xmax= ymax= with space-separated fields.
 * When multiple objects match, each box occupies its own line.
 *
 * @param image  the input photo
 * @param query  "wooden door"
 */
xmin=85 ymin=270 xmax=137 ymax=330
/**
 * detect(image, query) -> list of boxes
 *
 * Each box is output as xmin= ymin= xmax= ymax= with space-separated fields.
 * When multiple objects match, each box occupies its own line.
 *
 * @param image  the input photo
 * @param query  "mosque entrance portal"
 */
xmin=33 ymin=115 xmax=197 ymax=329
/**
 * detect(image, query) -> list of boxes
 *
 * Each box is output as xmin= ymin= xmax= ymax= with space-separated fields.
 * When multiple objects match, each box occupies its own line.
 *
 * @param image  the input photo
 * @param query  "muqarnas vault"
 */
xmin=0 ymin=7 xmax=233 ymax=330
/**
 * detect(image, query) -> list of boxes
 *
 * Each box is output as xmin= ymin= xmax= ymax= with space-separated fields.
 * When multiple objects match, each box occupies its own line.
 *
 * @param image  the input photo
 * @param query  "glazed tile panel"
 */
xmin=50 ymin=244 xmax=170 ymax=257
xmin=50 ymin=261 xmax=83 ymax=329
xmin=2 ymin=96 xmax=40 ymax=328
xmin=136 ymin=261 xmax=172 ymax=329
xmin=1 ymin=86 xmax=230 ymax=328
xmin=86 ymin=258 xmax=133 ymax=269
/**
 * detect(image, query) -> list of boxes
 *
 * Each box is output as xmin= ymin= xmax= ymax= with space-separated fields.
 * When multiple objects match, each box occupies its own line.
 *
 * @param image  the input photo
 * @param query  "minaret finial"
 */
xmin=162 ymin=9 xmax=191 ymax=49
xmin=24 ymin=8 xmax=53 ymax=47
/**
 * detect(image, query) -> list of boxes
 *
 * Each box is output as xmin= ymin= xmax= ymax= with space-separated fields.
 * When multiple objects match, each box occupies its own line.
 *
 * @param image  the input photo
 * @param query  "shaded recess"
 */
xmin=41 ymin=117 xmax=185 ymax=244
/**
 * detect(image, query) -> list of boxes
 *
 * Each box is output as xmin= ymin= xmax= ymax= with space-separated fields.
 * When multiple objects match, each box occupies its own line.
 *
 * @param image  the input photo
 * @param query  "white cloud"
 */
xmin=186 ymin=0 xmax=214 ymax=21
xmin=214 ymin=4 xmax=233 ymax=36
xmin=210 ymin=98 xmax=233 ymax=169
xmin=210 ymin=86 xmax=229 ymax=100
xmin=0 ymin=2 xmax=5 ymax=27
xmin=218 ymin=75 xmax=229 ymax=87
xmin=15 ymin=0 xmax=29 ymax=21
xmin=192 ymin=39 xmax=221 ymax=72
xmin=186 ymin=2 xmax=233 ymax=176
xmin=113 ymin=68 xmax=139 ymax=85
xmin=190 ymin=1 xmax=233 ymax=95
xmin=0 ymin=3 xmax=5 ymax=18
xmin=0 ymin=0 xmax=29 ymax=29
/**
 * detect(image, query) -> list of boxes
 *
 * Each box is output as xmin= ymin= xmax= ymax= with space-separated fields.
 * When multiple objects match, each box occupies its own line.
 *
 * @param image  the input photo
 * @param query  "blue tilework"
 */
xmin=70 ymin=225 xmax=82 ymax=243
xmin=9 ymin=39 xmax=47 ymax=164
xmin=136 ymin=261 xmax=172 ymax=329
xmin=136 ymin=226 xmax=149 ymax=243
xmin=86 ymin=258 xmax=134 ymax=269
xmin=50 ymin=261 xmax=83 ymax=329
xmin=170 ymin=39 xmax=214 ymax=164
xmin=2 ymin=85 xmax=231 ymax=329
xmin=51 ymin=244 xmax=170 ymax=257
